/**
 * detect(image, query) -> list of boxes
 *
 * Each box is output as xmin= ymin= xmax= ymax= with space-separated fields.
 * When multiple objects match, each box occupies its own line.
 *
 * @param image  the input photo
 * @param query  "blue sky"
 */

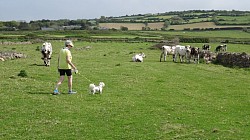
xmin=0 ymin=0 xmax=249 ymax=21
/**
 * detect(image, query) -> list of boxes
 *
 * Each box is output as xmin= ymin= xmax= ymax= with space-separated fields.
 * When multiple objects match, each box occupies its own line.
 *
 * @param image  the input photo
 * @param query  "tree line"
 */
xmin=0 ymin=19 xmax=96 ymax=31
xmin=0 ymin=10 xmax=249 ymax=31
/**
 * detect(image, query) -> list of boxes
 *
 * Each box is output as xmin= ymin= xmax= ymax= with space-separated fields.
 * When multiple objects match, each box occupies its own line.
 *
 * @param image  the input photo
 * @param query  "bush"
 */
xmin=179 ymin=37 xmax=209 ymax=43
xmin=18 ymin=70 xmax=28 ymax=77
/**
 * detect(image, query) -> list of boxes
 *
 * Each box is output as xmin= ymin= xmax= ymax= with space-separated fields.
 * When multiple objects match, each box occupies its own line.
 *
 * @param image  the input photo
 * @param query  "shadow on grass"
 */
xmin=27 ymin=91 xmax=72 ymax=96
xmin=27 ymin=91 xmax=52 ymax=95
xmin=30 ymin=63 xmax=45 ymax=67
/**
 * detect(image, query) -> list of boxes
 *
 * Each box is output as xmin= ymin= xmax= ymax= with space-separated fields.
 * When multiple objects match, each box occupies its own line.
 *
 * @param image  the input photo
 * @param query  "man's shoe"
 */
xmin=53 ymin=89 xmax=60 ymax=95
xmin=68 ymin=90 xmax=77 ymax=94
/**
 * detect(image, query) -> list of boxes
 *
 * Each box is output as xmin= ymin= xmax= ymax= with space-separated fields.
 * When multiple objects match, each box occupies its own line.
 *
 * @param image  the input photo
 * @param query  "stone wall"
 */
xmin=0 ymin=51 xmax=27 ymax=61
xmin=0 ymin=41 xmax=32 ymax=45
xmin=216 ymin=52 xmax=250 ymax=68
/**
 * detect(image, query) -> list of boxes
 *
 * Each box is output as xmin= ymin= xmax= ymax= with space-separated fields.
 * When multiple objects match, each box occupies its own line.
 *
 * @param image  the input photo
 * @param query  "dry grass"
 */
xmin=169 ymin=22 xmax=217 ymax=30
xmin=99 ymin=23 xmax=145 ymax=30
xmin=148 ymin=22 xmax=164 ymax=30
xmin=99 ymin=22 xmax=164 ymax=30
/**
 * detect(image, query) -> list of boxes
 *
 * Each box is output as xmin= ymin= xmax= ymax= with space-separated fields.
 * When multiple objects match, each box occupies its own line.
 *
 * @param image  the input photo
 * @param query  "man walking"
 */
xmin=53 ymin=40 xmax=78 ymax=95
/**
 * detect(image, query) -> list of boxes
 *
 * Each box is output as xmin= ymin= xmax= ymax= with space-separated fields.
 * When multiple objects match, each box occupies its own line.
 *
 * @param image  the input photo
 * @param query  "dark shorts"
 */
xmin=59 ymin=69 xmax=72 ymax=76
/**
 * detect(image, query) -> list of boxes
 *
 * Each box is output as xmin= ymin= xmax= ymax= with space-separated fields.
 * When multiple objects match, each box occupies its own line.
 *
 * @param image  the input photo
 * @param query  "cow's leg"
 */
xmin=186 ymin=54 xmax=190 ymax=63
xmin=47 ymin=54 xmax=51 ymax=66
xmin=174 ymin=54 xmax=177 ymax=62
xmin=160 ymin=52 xmax=163 ymax=62
xmin=164 ymin=53 xmax=167 ymax=62
xmin=44 ymin=60 xmax=47 ymax=66
xmin=197 ymin=55 xmax=199 ymax=64
xmin=44 ymin=57 xmax=48 ymax=66
xmin=47 ymin=60 xmax=50 ymax=66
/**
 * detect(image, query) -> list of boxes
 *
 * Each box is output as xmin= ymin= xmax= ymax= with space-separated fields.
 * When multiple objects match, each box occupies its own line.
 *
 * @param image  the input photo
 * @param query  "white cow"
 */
xmin=41 ymin=42 xmax=52 ymax=66
xmin=160 ymin=45 xmax=176 ymax=62
xmin=132 ymin=52 xmax=146 ymax=62
xmin=173 ymin=45 xmax=191 ymax=63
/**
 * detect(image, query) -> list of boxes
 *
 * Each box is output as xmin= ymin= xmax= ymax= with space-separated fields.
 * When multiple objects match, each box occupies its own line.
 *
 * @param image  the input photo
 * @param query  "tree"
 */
xmin=3 ymin=21 xmax=19 ymax=28
xmin=18 ymin=22 xmax=30 ymax=30
xmin=170 ymin=16 xmax=184 ymax=25
xmin=30 ymin=22 xmax=41 ymax=30
xmin=120 ymin=26 xmax=128 ymax=31
xmin=0 ymin=22 xmax=3 ymax=28
xmin=99 ymin=16 xmax=106 ymax=22
xmin=163 ymin=20 xmax=170 ymax=28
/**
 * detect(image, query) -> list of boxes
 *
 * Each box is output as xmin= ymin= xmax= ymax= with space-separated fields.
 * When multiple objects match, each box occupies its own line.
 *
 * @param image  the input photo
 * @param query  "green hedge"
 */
xmin=179 ymin=37 xmax=209 ymax=43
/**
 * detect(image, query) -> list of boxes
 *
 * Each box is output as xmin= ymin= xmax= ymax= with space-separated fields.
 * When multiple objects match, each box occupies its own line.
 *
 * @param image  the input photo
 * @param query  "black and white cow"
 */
xmin=202 ymin=44 xmax=211 ymax=50
xmin=190 ymin=47 xmax=200 ymax=64
xmin=41 ymin=42 xmax=52 ymax=66
xmin=215 ymin=44 xmax=227 ymax=52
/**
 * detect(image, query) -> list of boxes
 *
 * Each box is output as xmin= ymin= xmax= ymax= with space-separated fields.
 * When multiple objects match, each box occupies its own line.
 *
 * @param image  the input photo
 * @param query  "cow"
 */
xmin=132 ymin=52 xmax=146 ymax=62
xmin=215 ymin=44 xmax=227 ymax=52
xmin=41 ymin=42 xmax=52 ymax=66
xmin=173 ymin=45 xmax=191 ymax=63
xmin=202 ymin=44 xmax=211 ymax=50
xmin=190 ymin=47 xmax=200 ymax=64
xmin=160 ymin=45 xmax=175 ymax=62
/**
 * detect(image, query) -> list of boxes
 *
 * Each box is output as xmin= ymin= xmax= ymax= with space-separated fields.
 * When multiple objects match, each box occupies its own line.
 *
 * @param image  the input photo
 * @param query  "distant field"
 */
xmin=145 ymin=30 xmax=250 ymax=40
xmin=187 ymin=18 xmax=212 ymax=23
xmin=99 ymin=22 xmax=250 ymax=31
xmin=168 ymin=22 xmax=217 ymax=30
xmin=168 ymin=22 xmax=250 ymax=30
xmin=215 ymin=15 xmax=250 ymax=25
xmin=99 ymin=23 xmax=145 ymax=30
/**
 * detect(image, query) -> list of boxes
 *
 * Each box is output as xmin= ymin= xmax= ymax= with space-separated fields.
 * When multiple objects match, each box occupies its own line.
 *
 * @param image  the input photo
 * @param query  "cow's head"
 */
xmin=185 ymin=45 xmax=191 ymax=53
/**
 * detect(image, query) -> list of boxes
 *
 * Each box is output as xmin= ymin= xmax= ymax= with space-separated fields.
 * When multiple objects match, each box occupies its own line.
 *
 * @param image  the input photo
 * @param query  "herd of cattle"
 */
xmin=160 ymin=44 xmax=227 ymax=64
xmin=41 ymin=42 xmax=227 ymax=65
xmin=0 ymin=41 xmax=227 ymax=66
xmin=132 ymin=44 xmax=227 ymax=64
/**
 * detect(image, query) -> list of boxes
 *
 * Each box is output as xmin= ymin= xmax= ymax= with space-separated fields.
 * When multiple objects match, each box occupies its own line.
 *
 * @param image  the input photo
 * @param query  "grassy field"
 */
xmin=99 ymin=22 xmax=250 ymax=31
xmin=144 ymin=30 xmax=250 ymax=40
xmin=1 ymin=30 xmax=250 ymax=45
xmin=215 ymin=15 xmax=250 ymax=25
xmin=1 ymin=40 xmax=250 ymax=139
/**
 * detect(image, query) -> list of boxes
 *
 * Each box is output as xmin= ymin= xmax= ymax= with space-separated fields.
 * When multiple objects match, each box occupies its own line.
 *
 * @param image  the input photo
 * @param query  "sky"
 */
xmin=0 ymin=0 xmax=249 ymax=22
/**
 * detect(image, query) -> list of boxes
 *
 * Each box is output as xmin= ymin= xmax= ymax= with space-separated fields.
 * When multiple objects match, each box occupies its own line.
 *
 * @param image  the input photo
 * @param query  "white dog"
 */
xmin=132 ymin=52 xmax=146 ymax=62
xmin=89 ymin=82 xmax=105 ymax=94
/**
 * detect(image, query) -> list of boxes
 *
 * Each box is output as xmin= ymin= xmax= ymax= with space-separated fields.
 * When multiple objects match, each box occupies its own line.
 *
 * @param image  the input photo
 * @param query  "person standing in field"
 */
xmin=53 ymin=40 xmax=78 ymax=95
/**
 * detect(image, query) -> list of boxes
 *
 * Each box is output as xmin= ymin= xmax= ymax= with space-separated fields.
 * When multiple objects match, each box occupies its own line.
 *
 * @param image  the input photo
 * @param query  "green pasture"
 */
xmin=188 ymin=18 xmax=212 ymax=23
xmin=144 ymin=30 xmax=250 ymax=39
xmin=1 ymin=30 xmax=250 ymax=44
xmin=216 ymin=15 xmax=250 ymax=25
xmin=156 ymin=15 xmax=173 ymax=20
xmin=1 ymin=41 xmax=250 ymax=139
